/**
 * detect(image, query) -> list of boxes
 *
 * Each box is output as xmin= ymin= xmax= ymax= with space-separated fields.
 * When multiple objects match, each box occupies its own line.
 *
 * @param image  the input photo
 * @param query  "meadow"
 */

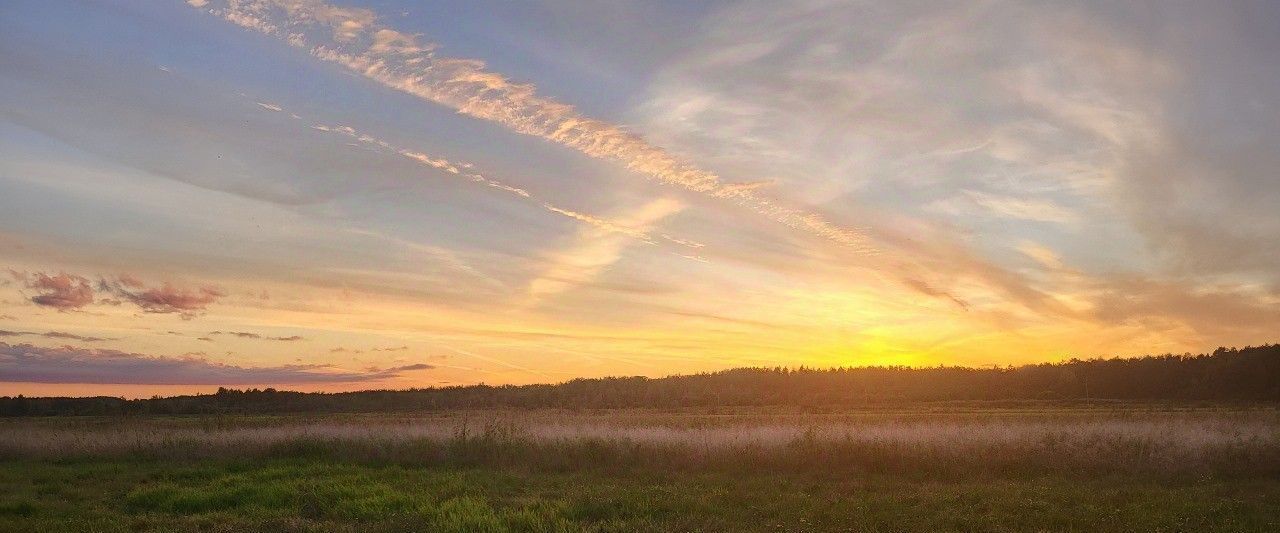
xmin=2 ymin=406 xmax=1279 ymax=531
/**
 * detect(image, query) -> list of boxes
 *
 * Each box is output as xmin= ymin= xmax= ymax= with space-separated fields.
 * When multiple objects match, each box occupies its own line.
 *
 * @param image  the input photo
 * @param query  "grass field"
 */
xmin=2 ymin=406 xmax=1278 ymax=531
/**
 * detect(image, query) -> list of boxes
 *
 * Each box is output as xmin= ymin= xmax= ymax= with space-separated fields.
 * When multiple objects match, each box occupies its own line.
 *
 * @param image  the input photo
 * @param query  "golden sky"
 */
xmin=2 ymin=0 xmax=1279 ymax=397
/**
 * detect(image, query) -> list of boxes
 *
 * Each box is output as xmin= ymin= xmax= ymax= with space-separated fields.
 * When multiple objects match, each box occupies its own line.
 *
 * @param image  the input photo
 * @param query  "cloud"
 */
xmin=901 ymin=279 xmax=969 ymax=311
xmin=1018 ymin=241 xmax=1065 ymax=270
xmin=8 ymin=270 xmax=230 ymax=318
xmin=100 ymin=277 xmax=225 ymax=318
xmin=300 ymin=114 xmax=707 ymax=250
xmin=38 ymin=331 xmax=114 ymax=342
xmin=528 ymin=198 xmax=685 ymax=302
xmin=436 ymin=343 xmax=550 ymax=379
xmin=385 ymin=363 xmax=434 ymax=372
xmin=541 ymin=204 xmax=657 ymax=242
xmin=1120 ymin=115 xmax=1280 ymax=282
xmin=0 ymin=330 xmax=113 ymax=342
xmin=1088 ymin=278 xmax=1280 ymax=344
xmin=10 ymin=271 xmax=94 ymax=311
xmin=192 ymin=0 xmax=873 ymax=251
xmin=0 ymin=342 xmax=430 ymax=385
xmin=629 ymin=0 xmax=1274 ymax=321
xmin=928 ymin=191 xmax=1080 ymax=225
xmin=209 ymin=331 xmax=305 ymax=341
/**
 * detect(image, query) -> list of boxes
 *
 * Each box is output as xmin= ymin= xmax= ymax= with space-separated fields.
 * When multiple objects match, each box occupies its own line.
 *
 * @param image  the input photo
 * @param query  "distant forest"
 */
xmin=4 ymin=345 xmax=1280 ymax=416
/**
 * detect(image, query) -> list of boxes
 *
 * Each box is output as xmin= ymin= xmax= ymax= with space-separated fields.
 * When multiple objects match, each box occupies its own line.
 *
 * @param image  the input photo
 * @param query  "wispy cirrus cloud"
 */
xmin=628 ymin=0 xmax=1223 ymax=322
xmin=0 ymin=342 xmax=431 ymax=385
xmin=528 ymin=198 xmax=686 ymax=302
xmin=927 ymin=190 xmax=1080 ymax=226
xmin=191 ymin=0 xmax=873 ymax=252
xmin=282 ymin=104 xmax=701 ymax=251
xmin=191 ymin=0 xmax=1091 ymax=328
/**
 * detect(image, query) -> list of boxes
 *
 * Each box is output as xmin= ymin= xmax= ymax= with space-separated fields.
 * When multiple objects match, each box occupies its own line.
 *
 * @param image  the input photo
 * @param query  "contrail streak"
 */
xmin=435 ymin=344 xmax=552 ymax=379
xmin=190 ymin=0 xmax=874 ymax=253
xmin=229 ymin=91 xmax=704 ymax=254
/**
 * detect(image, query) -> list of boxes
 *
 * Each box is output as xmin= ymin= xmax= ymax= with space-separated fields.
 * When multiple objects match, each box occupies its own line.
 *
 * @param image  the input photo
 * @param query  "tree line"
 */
xmin=3 ymin=344 xmax=1279 ymax=416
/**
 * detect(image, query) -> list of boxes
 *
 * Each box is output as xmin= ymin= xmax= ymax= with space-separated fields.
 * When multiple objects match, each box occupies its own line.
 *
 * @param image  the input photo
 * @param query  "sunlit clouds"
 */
xmin=1 ymin=0 xmax=1278 ymax=396
xmin=193 ymin=0 xmax=875 ymax=252
xmin=10 ymin=271 xmax=95 ymax=311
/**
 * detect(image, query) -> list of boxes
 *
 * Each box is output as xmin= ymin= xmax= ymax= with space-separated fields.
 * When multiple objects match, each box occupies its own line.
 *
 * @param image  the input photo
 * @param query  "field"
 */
xmin=2 ymin=406 xmax=1279 ymax=531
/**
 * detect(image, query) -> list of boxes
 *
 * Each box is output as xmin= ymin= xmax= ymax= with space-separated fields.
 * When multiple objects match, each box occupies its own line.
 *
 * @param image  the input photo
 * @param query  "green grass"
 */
xmin=1 ymin=458 xmax=1278 ymax=532
xmin=2 ymin=409 xmax=1278 ymax=531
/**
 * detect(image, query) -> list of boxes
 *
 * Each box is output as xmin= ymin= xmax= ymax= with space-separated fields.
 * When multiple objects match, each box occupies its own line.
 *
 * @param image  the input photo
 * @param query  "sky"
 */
xmin=2 ymin=0 xmax=1279 ymax=397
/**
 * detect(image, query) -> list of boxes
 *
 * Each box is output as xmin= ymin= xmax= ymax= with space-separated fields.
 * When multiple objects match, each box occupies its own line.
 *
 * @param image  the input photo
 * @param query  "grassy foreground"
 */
xmin=3 ymin=459 xmax=1279 ymax=532
xmin=1 ymin=408 xmax=1278 ymax=531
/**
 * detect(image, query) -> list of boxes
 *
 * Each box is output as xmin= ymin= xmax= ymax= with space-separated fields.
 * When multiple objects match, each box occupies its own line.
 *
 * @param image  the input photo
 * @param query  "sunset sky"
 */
xmin=2 ymin=0 xmax=1278 ymax=397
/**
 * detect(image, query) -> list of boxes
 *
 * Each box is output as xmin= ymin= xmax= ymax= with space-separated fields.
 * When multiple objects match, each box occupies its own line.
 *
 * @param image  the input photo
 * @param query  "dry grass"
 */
xmin=3 ymin=408 xmax=1277 ymax=478
xmin=3 ymin=408 xmax=1280 ymax=531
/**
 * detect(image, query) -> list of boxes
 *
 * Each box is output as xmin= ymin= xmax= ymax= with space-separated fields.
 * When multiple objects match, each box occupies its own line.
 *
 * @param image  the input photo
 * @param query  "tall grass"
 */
xmin=2 ymin=409 xmax=1276 ymax=478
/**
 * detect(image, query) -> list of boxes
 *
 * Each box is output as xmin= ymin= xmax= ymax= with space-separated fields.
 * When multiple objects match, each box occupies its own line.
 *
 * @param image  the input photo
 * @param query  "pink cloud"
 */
xmin=8 ymin=270 xmax=231 ymax=319
xmin=100 ymin=277 xmax=225 ymax=318
xmin=10 ymin=271 xmax=95 ymax=311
